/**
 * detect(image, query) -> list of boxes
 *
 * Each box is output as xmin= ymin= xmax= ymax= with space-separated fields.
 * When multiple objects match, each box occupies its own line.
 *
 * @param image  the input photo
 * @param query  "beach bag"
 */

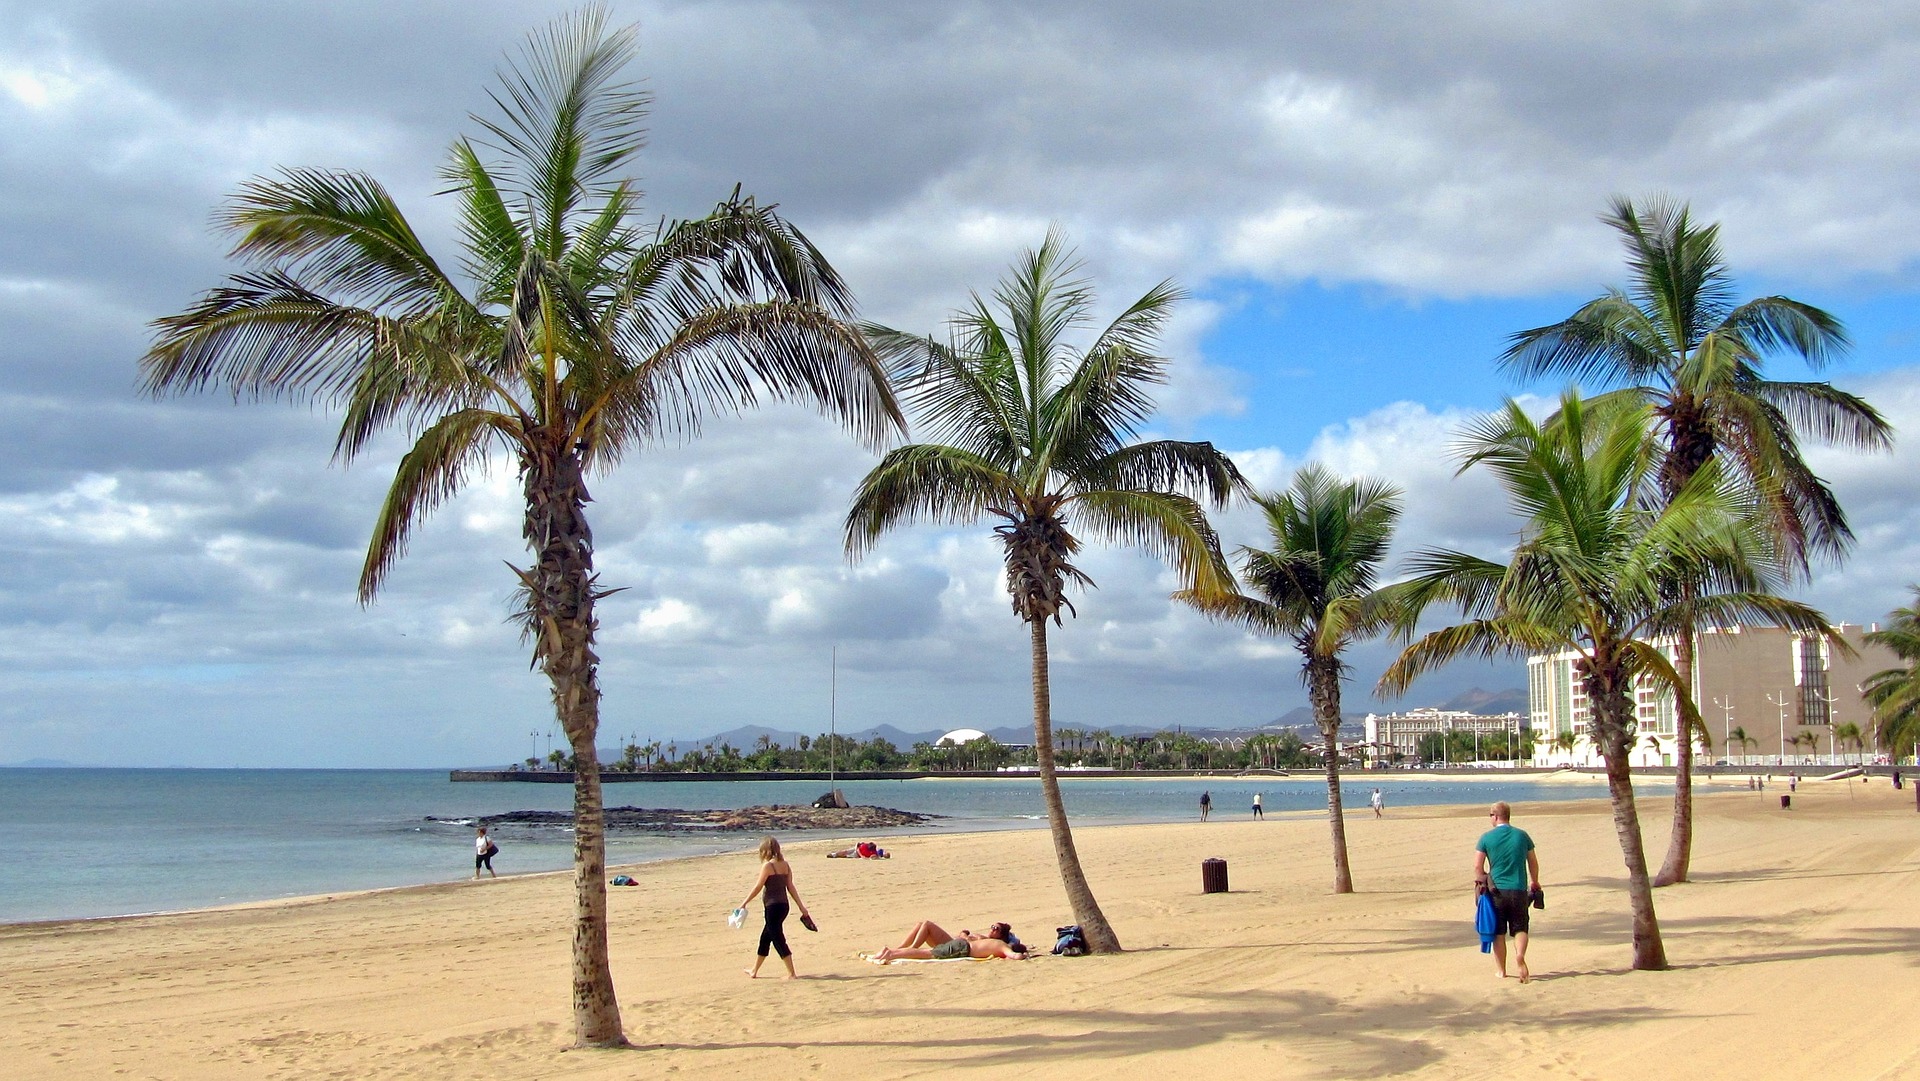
xmin=484 ymin=841 xmax=500 ymax=858
xmin=1053 ymin=924 xmax=1088 ymax=956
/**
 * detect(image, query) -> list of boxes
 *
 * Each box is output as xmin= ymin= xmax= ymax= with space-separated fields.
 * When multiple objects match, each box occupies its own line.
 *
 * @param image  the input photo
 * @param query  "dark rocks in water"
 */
xmin=470 ymin=804 xmax=937 ymax=833
xmin=812 ymin=789 xmax=849 ymax=809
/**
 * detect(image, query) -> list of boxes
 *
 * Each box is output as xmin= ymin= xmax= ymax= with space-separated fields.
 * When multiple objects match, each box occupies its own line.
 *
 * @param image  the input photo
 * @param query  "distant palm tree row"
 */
xmin=137 ymin=6 xmax=1899 ymax=1042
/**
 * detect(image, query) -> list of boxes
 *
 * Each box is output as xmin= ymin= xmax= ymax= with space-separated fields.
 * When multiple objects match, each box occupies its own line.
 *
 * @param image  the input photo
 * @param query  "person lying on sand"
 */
xmin=826 ymin=841 xmax=890 ymax=858
xmin=872 ymin=920 xmax=1028 ymax=962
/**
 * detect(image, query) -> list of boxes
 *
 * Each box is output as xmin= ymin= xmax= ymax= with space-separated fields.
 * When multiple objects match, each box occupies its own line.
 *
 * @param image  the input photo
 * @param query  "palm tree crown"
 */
xmin=141 ymin=8 xmax=900 ymax=1046
xmin=846 ymin=231 xmax=1243 ymax=951
xmin=1501 ymin=195 xmax=1890 ymax=567
xmin=1180 ymin=464 xmax=1402 ymax=893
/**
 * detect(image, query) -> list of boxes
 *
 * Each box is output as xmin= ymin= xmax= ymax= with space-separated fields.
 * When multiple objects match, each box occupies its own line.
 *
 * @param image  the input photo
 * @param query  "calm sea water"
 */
xmin=0 ymin=768 xmax=1634 ymax=923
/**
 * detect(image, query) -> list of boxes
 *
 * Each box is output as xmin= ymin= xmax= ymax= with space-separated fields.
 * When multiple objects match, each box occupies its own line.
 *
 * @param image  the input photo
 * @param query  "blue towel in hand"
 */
xmin=1475 ymin=891 xmax=1497 ymax=953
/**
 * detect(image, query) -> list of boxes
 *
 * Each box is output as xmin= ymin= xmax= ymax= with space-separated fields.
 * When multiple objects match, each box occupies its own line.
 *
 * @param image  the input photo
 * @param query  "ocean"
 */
xmin=0 ymin=768 xmax=1635 ymax=923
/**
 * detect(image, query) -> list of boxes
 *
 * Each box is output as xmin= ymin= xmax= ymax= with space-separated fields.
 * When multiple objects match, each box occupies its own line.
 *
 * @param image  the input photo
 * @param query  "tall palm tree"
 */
xmin=1553 ymin=730 xmax=1579 ymax=763
xmin=141 ymin=10 xmax=899 ymax=1045
xmin=1180 ymin=464 xmax=1402 ymax=893
xmin=845 ymin=233 xmax=1242 ymax=952
xmin=1380 ymin=392 xmax=1833 ymax=970
xmin=1863 ymin=588 xmax=1920 ymax=758
xmin=1502 ymin=196 xmax=1892 ymax=885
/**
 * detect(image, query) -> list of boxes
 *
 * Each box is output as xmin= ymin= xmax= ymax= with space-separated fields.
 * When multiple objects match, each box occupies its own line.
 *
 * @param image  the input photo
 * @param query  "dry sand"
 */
xmin=5 ymin=780 xmax=1919 ymax=1079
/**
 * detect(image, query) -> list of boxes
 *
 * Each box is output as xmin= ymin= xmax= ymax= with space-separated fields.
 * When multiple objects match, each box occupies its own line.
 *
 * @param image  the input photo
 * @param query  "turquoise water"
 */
xmin=0 ymin=768 xmax=1629 ymax=922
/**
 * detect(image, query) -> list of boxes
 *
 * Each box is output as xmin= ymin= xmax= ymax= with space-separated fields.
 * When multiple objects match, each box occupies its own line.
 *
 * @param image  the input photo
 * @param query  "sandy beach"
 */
xmin=5 ymin=780 xmax=1919 ymax=1080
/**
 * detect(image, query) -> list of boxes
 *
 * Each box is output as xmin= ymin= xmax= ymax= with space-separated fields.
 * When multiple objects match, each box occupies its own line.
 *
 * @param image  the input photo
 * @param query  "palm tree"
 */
xmin=1180 ymin=465 xmax=1402 ymax=893
xmin=1833 ymin=721 xmax=1865 ymax=766
xmin=141 ymin=10 xmax=899 ymax=1046
xmin=1726 ymin=726 xmax=1754 ymax=763
xmin=1380 ymin=392 xmax=1833 ymax=970
xmin=1863 ymin=588 xmax=1920 ymax=758
xmin=1553 ymin=730 xmax=1579 ymax=764
xmin=1502 ymin=196 xmax=1892 ymax=886
xmin=845 ymin=233 xmax=1242 ymax=952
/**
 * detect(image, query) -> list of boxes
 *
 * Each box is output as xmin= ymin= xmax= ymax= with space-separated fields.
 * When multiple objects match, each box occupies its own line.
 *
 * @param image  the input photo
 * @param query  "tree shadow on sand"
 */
xmin=630 ymin=987 xmax=1677 ymax=1074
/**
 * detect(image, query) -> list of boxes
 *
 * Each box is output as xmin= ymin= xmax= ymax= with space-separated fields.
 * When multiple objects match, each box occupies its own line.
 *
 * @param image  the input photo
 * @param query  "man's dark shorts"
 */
xmin=1490 ymin=889 xmax=1531 ymax=936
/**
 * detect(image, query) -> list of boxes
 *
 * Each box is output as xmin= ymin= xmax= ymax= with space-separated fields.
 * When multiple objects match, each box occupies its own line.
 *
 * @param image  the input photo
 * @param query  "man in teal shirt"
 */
xmin=1474 ymin=801 xmax=1540 ymax=982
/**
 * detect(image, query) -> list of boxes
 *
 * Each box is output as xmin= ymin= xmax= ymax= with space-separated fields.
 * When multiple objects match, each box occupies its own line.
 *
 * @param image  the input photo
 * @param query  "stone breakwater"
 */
xmin=441 ymin=804 xmax=939 ymax=833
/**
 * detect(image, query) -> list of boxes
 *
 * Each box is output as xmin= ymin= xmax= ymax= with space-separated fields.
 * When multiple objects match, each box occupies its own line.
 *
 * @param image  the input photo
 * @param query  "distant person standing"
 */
xmin=1473 ymin=802 xmax=1540 ymax=982
xmin=474 ymin=826 xmax=498 ymax=879
xmin=1251 ymin=792 xmax=1264 ymax=819
xmin=1199 ymin=791 xmax=1212 ymax=821
xmin=1370 ymin=788 xmax=1385 ymax=817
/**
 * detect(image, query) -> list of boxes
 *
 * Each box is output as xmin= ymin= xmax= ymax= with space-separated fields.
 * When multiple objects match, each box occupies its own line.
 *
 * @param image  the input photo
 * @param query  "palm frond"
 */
xmin=594 ymin=299 xmax=902 ymax=454
xmin=472 ymin=4 xmax=647 ymax=257
xmin=219 ymin=167 xmax=466 ymax=314
xmin=844 ymin=445 xmax=1019 ymax=557
xmin=1068 ymin=488 xmax=1232 ymax=594
xmin=360 ymin=408 xmax=518 ymax=601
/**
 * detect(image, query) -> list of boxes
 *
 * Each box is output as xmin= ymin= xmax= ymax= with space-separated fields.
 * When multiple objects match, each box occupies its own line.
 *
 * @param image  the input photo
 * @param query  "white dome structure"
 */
xmin=937 ymin=728 xmax=989 ymax=746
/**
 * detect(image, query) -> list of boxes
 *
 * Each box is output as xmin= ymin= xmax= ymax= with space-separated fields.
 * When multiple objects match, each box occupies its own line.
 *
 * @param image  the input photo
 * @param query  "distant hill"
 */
xmin=1438 ymin=687 xmax=1530 ymax=715
xmin=2 ymin=758 xmax=83 ymax=768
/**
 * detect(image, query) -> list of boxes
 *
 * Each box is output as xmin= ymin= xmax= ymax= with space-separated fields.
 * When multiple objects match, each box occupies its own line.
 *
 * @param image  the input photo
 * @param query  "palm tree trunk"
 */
xmin=524 ymin=441 xmax=625 ymax=1046
xmin=1588 ymin=666 xmax=1668 ymax=971
xmin=1310 ymin=657 xmax=1354 ymax=893
xmin=1655 ymin=627 xmax=1697 ymax=887
xmin=1029 ymin=619 xmax=1121 ymax=952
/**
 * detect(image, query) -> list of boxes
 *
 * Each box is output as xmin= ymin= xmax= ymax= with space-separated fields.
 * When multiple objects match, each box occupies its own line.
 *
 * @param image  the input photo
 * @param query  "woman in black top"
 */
xmin=739 ymin=835 xmax=812 ymax=978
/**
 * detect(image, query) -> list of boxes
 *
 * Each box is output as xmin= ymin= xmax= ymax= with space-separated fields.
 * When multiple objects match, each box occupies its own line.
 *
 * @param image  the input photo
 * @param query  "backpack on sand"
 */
xmin=1052 ymin=924 xmax=1088 ymax=956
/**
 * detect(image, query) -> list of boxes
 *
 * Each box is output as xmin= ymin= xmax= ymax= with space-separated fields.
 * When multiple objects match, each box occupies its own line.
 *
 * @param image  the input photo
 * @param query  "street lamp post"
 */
xmin=1813 ymin=689 xmax=1839 ymax=766
xmin=1766 ymin=691 xmax=1792 ymax=768
xmin=1712 ymin=696 xmax=1734 ymax=767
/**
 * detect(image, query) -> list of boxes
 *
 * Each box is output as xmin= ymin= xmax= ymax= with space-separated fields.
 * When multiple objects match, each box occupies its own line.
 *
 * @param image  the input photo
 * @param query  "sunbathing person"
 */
xmin=826 ymin=841 xmax=890 ymax=858
xmin=873 ymin=921 xmax=1028 ymax=962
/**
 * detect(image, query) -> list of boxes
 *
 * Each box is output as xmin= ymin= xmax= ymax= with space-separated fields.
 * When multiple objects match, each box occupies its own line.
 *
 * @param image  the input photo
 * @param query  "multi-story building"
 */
xmin=1528 ymin=624 xmax=1900 ymax=767
xmin=1362 ymin=708 xmax=1527 ymax=766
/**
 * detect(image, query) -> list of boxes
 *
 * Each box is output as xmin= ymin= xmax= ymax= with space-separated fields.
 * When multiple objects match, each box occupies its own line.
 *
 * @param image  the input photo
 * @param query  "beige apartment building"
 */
xmin=1528 ymin=624 xmax=1900 ymax=767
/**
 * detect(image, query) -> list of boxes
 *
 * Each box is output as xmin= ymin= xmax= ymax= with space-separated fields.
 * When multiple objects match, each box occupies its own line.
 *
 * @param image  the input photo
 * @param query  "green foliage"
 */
xmin=1502 ymin=195 xmax=1889 ymax=571
xmin=1864 ymin=588 xmax=1920 ymax=756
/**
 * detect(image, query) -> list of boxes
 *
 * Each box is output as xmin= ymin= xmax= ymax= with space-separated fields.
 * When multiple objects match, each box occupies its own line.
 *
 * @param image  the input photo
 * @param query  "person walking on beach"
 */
xmin=1473 ymin=802 xmax=1540 ymax=982
xmin=1370 ymin=788 xmax=1385 ymax=817
xmin=1252 ymin=792 xmax=1264 ymax=819
xmin=1200 ymin=791 xmax=1211 ymax=821
xmin=739 ymin=836 xmax=812 ymax=979
xmin=473 ymin=826 xmax=498 ymax=879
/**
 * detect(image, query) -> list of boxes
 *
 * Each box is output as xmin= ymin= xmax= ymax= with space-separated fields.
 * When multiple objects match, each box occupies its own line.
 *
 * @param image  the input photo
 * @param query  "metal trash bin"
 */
xmin=1780 ymin=794 xmax=1791 ymax=810
xmin=1202 ymin=857 xmax=1229 ymax=894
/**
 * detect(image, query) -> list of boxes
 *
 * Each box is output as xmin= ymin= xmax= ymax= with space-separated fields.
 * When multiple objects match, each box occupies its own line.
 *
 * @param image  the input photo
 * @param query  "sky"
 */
xmin=2 ymin=1 xmax=1919 ymax=767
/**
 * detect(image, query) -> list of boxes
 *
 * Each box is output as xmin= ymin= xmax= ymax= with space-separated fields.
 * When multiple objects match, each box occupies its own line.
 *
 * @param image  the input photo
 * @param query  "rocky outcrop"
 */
xmin=447 ymin=804 xmax=937 ymax=833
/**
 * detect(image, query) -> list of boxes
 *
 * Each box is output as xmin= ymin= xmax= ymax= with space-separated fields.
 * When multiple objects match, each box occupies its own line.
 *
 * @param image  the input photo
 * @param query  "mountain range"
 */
xmin=654 ymin=687 xmax=1529 ymax=752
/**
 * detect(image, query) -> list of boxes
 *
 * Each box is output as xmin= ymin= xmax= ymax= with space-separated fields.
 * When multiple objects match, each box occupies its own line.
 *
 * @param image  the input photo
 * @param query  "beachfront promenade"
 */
xmin=5 ymin=781 xmax=1918 ymax=1079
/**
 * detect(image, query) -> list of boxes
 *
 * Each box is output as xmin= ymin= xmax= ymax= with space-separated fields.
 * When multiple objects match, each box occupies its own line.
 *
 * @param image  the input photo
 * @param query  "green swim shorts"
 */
xmin=932 ymin=938 xmax=971 ymax=960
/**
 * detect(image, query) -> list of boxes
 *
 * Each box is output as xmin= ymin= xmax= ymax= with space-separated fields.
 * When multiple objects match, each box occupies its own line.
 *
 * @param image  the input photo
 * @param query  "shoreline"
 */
xmin=3 ymin=788 xmax=1748 ymax=933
